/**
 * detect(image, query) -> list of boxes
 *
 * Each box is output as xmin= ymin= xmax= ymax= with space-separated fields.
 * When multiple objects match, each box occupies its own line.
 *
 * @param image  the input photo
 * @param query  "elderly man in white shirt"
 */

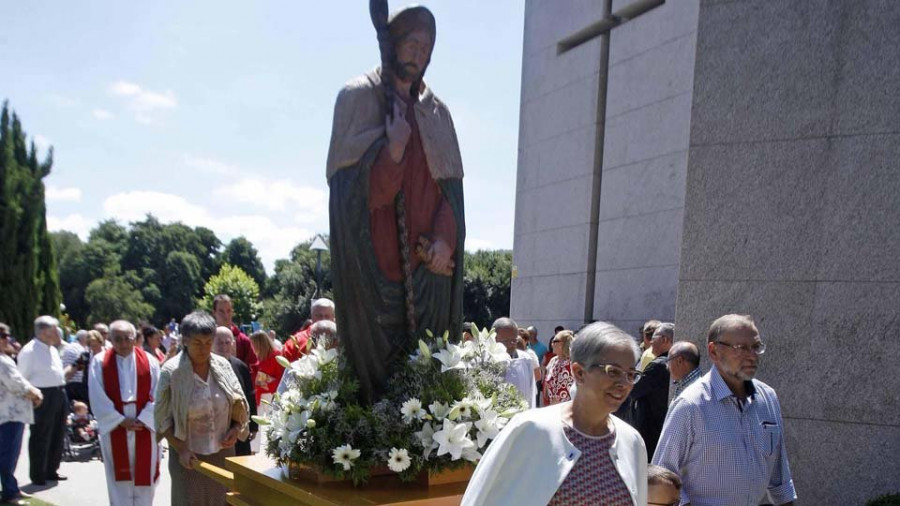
xmin=16 ymin=315 xmax=72 ymax=485
xmin=88 ymin=320 xmax=161 ymax=506
xmin=493 ymin=318 xmax=536 ymax=410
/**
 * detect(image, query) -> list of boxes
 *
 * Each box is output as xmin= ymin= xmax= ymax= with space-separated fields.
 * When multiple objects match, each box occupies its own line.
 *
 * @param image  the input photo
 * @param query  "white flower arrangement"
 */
xmin=258 ymin=325 xmax=527 ymax=485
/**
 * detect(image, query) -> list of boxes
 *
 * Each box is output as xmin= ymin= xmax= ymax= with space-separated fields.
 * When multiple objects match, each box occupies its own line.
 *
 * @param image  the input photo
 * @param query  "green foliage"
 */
xmin=200 ymin=264 xmax=260 ymax=324
xmin=222 ymin=236 xmax=267 ymax=290
xmin=85 ymin=275 xmax=154 ymax=324
xmin=0 ymin=101 xmax=61 ymax=337
xmin=463 ymin=250 xmax=512 ymax=328
xmin=261 ymin=237 xmax=332 ymax=337
xmin=868 ymin=494 xmax=900 ymax=506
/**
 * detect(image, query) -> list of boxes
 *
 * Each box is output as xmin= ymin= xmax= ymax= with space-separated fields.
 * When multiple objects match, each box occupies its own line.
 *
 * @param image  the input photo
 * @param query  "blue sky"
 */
xmin=1 ymin=0 xmax=524 ymax=272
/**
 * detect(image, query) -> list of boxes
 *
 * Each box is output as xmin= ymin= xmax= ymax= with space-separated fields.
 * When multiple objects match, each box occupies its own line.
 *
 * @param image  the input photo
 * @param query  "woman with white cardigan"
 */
xmin=462 ymin=321 xmax=648 ymax=506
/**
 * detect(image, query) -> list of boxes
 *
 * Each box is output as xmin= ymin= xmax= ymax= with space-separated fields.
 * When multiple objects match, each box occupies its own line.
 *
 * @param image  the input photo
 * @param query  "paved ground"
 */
xmin=12 ymin=427 xmax=269 ymax=506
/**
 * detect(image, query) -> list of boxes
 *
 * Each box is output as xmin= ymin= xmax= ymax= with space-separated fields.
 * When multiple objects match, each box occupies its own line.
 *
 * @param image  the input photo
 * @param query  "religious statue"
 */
xmin=327 ymin=4 xmax=465 ymax=403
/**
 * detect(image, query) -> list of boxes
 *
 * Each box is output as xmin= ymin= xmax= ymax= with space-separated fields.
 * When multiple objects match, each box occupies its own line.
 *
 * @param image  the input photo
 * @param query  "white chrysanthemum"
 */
xmin=332 ymin=444 xmax=361 ymax=471
xmin=401 ymin=398 xmax=427 ymax=423
xmin=432 ymin=419 xmax=476 ymax=461
xmin=386 ymin=447 xmax=411 ymax=473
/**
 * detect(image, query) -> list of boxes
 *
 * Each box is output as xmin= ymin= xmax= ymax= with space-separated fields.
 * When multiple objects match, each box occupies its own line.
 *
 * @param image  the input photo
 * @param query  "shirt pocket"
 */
xmin=757 ymin=422 xmax=780 ymax=458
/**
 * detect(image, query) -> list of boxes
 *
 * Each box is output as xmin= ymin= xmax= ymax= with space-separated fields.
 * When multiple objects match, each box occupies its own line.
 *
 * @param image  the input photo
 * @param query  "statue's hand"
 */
xmin=427 ymin=239 xmax=454 ymax=276
xmin=386 ymin=100 xmax=411 ymax=163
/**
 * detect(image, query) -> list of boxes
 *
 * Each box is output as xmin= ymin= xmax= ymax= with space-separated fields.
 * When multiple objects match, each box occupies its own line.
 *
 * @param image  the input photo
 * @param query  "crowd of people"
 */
xmin=0 ymin=304 xmax=795 ymax=505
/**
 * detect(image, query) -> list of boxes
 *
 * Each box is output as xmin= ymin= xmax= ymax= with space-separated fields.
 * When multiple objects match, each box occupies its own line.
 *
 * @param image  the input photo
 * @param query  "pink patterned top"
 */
xmin=548 ymin=423 xmax=633 ymax=506
xmin=544 ymin=357 xmax=574 ymax=404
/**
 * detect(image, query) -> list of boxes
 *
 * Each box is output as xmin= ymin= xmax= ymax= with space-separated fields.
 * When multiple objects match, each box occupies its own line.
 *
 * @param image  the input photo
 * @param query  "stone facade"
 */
xmin=514 ymin=0 xmax=900 ymax=502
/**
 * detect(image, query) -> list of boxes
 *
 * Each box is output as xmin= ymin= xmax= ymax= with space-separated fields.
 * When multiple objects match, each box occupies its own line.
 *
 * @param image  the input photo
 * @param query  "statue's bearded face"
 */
xmin=394 ymin=30 xmax=433 ymax=83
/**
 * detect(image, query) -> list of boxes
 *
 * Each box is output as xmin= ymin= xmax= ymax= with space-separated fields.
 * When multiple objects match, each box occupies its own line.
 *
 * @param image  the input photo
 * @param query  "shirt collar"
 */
xmin=673 ymin=366 xmax=701 ymax=387
xmin=710 ymin=365 xmax=756 ymax=401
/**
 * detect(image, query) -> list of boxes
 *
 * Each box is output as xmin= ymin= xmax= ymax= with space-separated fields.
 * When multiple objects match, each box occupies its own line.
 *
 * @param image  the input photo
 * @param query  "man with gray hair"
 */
xmin=667 ymin=341 xmax=701 ymax=402
xmin=493 ymin=317 xmax=536 ymax=409
xmin=88 ymin=320 xmax=162 ymax=505
xmin=17 ymin=316 xmax=69 ymax=485
xmin=213 ymin=327 xmax=256 ymax=457
xmin=627 ymin=322 xmax=674 ymax=460
xmin=283 ymin=298 xmax=336 ymax=362
xmin=653 ymin=314 xmax=796 ymax=505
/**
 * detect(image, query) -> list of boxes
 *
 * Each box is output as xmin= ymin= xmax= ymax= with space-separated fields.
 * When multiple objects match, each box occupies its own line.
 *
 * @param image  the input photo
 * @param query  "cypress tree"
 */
xmin=0 ymin=101 xmax=61 ymax=338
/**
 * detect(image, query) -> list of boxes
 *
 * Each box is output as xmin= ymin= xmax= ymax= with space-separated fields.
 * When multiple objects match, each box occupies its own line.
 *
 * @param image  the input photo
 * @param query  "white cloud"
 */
xmin=183 ymin=155 xmax=239 ymax=176
xmin=91 ymin=109 xmax=114 ymax=120
xmin=45 ymin=185 xmax=82 ymax=202
xmin=102 ymin=190 xmax=321 ymax=273
xmin=47 ymin=214 xmax=91 ymax=239
xmin=215 ymin=177 xmax=328 ymax=216
xmin=109 ymin=80 xmax=177 ymax=125
xmin=465 ymin=237 xmax=494 ymax=252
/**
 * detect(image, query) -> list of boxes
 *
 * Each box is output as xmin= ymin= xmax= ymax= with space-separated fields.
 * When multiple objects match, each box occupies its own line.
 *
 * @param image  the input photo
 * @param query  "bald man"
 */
xmin=667 ymin=341 xmax=701 ymax=402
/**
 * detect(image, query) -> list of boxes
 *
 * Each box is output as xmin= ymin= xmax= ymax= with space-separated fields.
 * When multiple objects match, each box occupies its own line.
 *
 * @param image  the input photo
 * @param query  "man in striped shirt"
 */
xmin=652 ymin=314 xmax=796 ymax=505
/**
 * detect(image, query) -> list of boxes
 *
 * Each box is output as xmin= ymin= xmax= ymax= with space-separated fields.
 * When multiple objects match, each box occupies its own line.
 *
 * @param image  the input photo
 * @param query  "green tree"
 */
xmin=260 ymin=237 xmax=332 ymax=337
xmin=85 ymin=275 xmax=154 ymax=324
xmin=222 ymin=236 xmax=266 ymax=290
xmin=462 ymin=250 xmax=512 ymax=328
xmin=200 ymin=264 xmax=260 ymax=324
xmin=0 ymin=101 xmax=61 ymax=337
xmin=161 ymin=251 xmax=202 ymax=321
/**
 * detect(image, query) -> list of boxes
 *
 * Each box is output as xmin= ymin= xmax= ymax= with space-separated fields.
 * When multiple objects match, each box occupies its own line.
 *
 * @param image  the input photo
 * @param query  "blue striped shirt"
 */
xmin=652 ymin=366 xmax=796 ymax=506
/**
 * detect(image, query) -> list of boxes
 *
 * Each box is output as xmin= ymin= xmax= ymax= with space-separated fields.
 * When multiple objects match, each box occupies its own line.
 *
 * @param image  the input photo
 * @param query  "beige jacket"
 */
xmin=154 ymin=352 xmax=250 ymax=443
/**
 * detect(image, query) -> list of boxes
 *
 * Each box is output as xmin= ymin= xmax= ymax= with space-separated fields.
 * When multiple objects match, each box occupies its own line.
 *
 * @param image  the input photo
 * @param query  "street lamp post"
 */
xmin=309 ymin=235 xmax=329 ymax=299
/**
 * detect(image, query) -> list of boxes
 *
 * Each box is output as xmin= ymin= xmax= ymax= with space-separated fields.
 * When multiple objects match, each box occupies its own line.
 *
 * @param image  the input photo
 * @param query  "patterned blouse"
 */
xmin=0 ymin=354 xmax=36 ymax=425
xmin=544 ymin=356 xmax=574 ymax=404
xmin=549 ymin=422 xmax=633 ymax=506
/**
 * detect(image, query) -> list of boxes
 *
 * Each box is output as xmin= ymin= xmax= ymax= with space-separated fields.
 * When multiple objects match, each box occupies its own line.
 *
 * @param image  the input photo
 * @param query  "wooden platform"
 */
xmin=224 ymin=455 xmax=467 ymax=506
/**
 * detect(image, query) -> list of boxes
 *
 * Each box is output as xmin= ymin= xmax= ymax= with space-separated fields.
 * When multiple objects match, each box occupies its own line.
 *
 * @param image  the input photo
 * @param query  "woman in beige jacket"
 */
xmin=155 ymin=312 xmax=249 ymax=506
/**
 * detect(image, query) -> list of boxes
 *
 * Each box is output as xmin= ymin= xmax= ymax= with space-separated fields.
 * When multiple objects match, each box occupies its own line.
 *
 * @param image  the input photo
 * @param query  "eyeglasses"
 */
xmin=586 ymin=363 xmax=642 ymax=384
xmin=0 ymin=333 xmax=9 ymax=339
xmin=714 ymin=340 xmax=766 ymax=355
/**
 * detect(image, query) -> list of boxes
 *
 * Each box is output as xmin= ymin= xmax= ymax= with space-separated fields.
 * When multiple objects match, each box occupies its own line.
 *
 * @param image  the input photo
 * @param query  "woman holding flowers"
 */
xmin=249 ymin=331 xmax=284 ymax=406
xmin=155 ymin=311 xmax=250 ymax=506
xmin=462 ymin=322 xmax=647 ymax=506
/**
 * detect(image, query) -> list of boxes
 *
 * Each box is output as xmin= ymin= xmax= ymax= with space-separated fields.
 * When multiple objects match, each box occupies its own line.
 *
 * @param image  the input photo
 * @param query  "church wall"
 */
xmin=676 ymin=0 xmax=900 ymax=503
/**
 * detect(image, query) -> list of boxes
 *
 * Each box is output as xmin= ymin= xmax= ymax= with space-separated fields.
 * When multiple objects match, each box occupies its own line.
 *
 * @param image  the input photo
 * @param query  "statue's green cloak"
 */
xmin=327 ymin=69 xmax=465 ymax=403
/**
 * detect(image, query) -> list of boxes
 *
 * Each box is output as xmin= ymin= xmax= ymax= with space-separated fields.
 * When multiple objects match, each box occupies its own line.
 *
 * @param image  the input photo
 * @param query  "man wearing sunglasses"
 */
xmin=652 ymin=314 xmax=796 ymax=505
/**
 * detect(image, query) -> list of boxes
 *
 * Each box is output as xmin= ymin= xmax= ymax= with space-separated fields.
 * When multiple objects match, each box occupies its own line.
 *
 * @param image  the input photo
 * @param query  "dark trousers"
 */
xmin=0 ymin=422 xmax=24 ymax=500
xmin=29 ymin=386 xmax=67 ymax=483
xmin=234 ymin=439 xmax=252 ymax=457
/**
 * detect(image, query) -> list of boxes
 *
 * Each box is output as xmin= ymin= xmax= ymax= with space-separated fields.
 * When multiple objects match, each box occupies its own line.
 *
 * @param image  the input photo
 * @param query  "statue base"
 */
xmin=225 ymin=454 xmax=470 ymax=506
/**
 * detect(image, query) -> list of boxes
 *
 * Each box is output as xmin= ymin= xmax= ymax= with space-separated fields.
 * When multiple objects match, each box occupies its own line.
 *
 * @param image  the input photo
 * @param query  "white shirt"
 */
xmin=505 ymin=355 xmax=537 ymax=409
xmin=17 ymin=338 xmax=66 ymax=388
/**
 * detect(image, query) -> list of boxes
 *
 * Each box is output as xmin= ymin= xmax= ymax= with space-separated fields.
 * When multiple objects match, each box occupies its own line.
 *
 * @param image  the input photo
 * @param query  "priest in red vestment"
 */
xmin=88 ymin=320 xmax=161 ymax=506
xmin=282 ymin=298 xmax=336 ymax=363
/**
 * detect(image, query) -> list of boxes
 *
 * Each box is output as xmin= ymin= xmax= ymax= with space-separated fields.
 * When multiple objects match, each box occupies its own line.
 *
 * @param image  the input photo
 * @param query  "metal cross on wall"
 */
xmin=556 ymin=0 xmax=665 ymax=323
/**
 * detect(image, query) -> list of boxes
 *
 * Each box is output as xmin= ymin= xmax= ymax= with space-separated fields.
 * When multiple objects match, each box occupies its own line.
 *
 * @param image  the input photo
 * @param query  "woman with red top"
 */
xmin=543 ymin=330 xmax=575 ymax=405
xmin=142 ymin=326 xmax=167 ymax=363
xmin=249 ymin=331 xmax=284 ymax=406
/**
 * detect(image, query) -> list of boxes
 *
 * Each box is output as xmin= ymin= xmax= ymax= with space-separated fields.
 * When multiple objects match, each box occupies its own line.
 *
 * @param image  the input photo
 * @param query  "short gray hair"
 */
xmin=181 ymin=311 xmax=217 ymax=341
xmin=570 ymin=322 xmax=640 ymax=368
xmin=109 ymin=320 xmax=137 ymax=339
xmin=707 ymin=314 xmax=757 ymax=344
xmin=653 ymin=322 xmax=675 ymax=341
xmin=669 ymin=341 xmax=700 ymax=368
xmin=75 ymin=329 xmax=89 ymax=343
xmin=310 ymin=320 xmax=336 ymax=337
xmin=34 ymin=315 xmax=59 ymax=336
xmin=492 ymin=317 xmax=518 ymax=331
xmin=311 ymin=298 xmax=335 ymax=311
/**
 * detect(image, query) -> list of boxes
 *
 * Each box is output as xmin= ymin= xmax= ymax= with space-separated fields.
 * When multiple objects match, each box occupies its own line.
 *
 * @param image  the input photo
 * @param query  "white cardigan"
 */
xmin=462 ymin=402 xmax=648 ymax=506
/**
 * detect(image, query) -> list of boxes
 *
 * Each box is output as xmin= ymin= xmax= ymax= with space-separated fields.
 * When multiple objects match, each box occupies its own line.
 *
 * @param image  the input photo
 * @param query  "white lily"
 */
xmin=460 ymin=339 xmax=477 ymax=359
xmin=331 ymin=444 xmax=361 ymax=471
xmin=461 ymin=446 xmax=482 ymax=463
xmin=291 ymin=355 xmax=322 ymax=380
xmin=474 ymin=409 xmax=508 ymax=448
xmin=386 ymin=447 xmax=411 ymax=473
xmin=312 ymin=344 xmax=338 ymax=365
xmin=429 ymin=401 xmax=450 ymax=420
xmin=433 ymin=343 xmax=467 ymax=373
xmin=432 ymin=419 xmax=476 ymax=461
xmin=484 ymin=335 xmax=510 ymax=363
xmin=414 ymin=421 xmax=438 ymax=459
xmin=418 ymin=339 xmax=432 ymax=360
xmin=286 ymin=410 xmax=310 ymax=443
